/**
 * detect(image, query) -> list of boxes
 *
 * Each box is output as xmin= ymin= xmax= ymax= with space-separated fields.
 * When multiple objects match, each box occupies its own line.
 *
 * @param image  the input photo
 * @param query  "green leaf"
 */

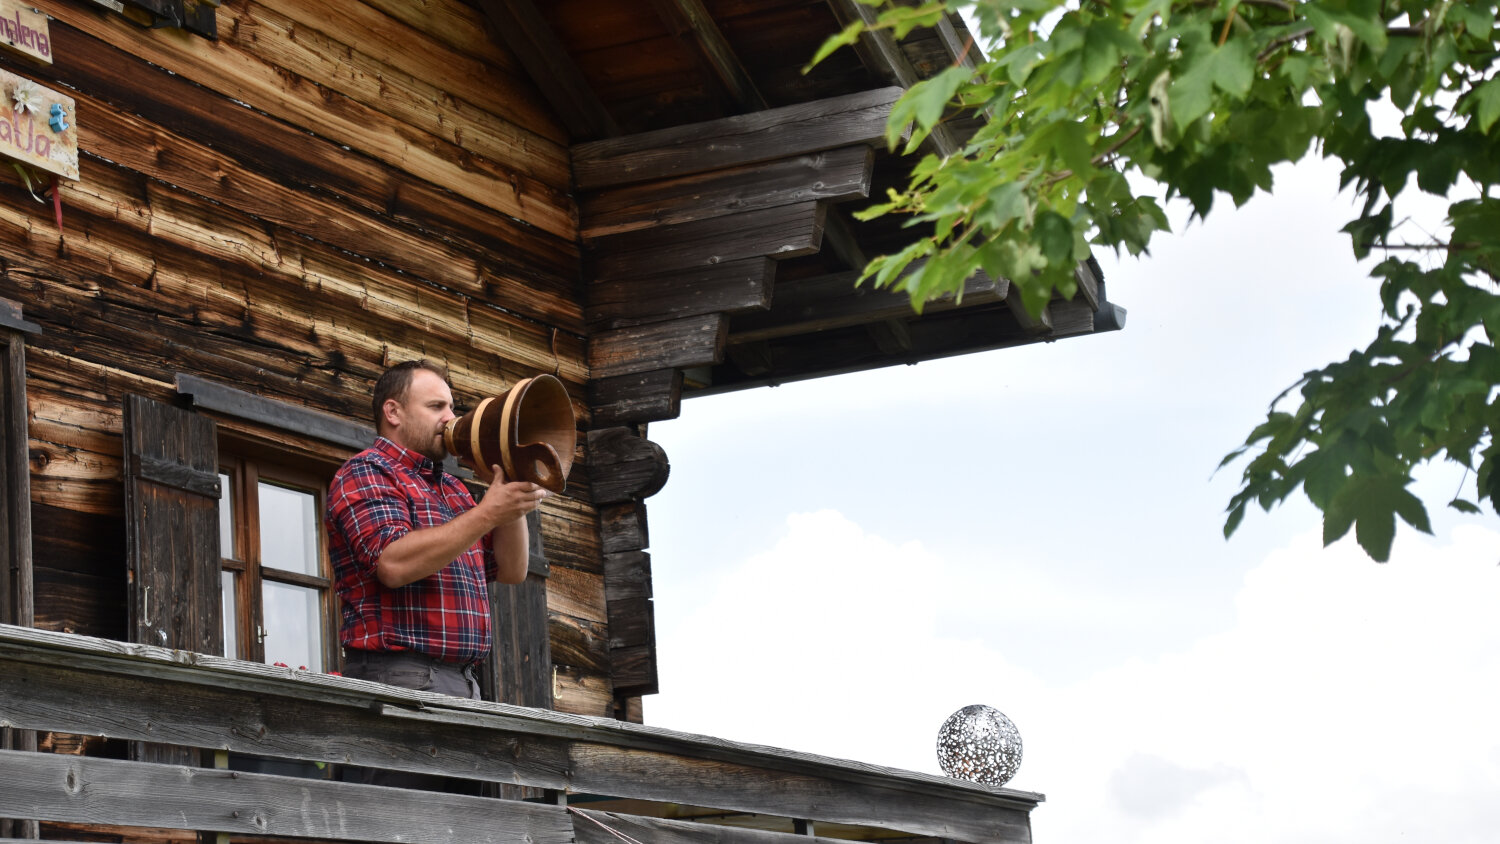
xmin=1449 ymin=498 xmax=1482 ymax=515
xmin=1080 ymin=18 xmax=1144 ymax=87
xmin=1033 ymin=211 xmax=1075 ymax=265
xmin=893 ymin=65 xmax=972 ymax=140
xmin=875 ymin=1 xmax=948 ymax=40
xmin=806 ymin=20 xmax=864 ymax=72
xmin=1169 ymin=60 xmax=1214 ymax=128
xmin=976 ymin=182 xmax=1030 ymax=231
xmin=1223 ymin=501 xmax=1247 ymax=538
xmin=1470 ymin=77 xmax=1500 ymax=134
xmin=1303 ymin=3 xmax=1387 ymax=52
xmin=1210 ymin=37 xmax=1253 ymax=99
xmin=1324 ymin=474 xmax=1429 ymax=562
xmin=1051 ymin=119 xmax=1094 ymax=178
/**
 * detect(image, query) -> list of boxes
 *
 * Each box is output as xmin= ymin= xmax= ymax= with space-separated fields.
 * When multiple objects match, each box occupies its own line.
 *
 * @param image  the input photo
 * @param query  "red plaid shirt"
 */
xmin=326 ymin=437 xmax=497 ymax=663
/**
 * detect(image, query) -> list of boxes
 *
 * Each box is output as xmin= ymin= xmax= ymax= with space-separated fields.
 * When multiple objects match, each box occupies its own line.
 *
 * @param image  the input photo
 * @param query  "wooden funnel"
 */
xmin=443 ymin=374 xmax=575 ymax=492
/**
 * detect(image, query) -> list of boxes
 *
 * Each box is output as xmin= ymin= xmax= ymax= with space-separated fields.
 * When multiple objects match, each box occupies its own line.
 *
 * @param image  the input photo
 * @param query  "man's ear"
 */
xmin=382 ymin=397 xmax=402 ymax=430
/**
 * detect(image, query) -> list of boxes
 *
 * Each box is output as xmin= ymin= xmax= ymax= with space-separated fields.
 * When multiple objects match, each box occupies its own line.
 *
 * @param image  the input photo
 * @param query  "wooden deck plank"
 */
xmin=0 ymin=751 xmax=574 ymax=844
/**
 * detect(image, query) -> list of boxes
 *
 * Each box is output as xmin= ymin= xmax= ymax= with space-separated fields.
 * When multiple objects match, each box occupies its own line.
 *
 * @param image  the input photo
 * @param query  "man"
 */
xmin=326 ymin=360 xmax=546 ymax=701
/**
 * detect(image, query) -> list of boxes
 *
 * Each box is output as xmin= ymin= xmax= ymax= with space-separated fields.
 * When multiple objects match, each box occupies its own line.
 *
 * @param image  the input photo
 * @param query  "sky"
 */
xmin=637 ymin=153 xmax=1500 ymax=844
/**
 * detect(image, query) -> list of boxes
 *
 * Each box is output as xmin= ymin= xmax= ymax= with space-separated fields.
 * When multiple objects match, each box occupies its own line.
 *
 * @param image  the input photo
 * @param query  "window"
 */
xmin=218 ymin=457 xmax=335 ymax=672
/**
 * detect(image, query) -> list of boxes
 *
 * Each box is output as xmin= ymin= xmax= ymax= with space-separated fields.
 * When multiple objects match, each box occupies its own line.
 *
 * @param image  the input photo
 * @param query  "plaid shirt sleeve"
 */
xmin=328 ymin=459 xmax=413 ymax=575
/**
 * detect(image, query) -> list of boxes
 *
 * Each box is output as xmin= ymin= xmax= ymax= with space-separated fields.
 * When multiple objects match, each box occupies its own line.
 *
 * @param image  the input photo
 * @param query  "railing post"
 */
xmin=197 ymin=751 xmax=232 ymax=844
xmin=794 ymin=819 xmax=815 ymax=836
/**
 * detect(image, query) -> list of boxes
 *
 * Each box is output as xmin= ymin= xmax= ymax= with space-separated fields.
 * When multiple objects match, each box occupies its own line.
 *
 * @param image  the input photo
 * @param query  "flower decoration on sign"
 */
xmin=48 ymin=103 xmax=67 ymax=133
xmin=11 ymin=79 xmax=40 ymax=115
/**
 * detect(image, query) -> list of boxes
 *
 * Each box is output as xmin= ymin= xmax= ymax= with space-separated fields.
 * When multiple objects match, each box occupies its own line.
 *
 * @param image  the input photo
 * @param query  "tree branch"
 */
xmin=1363 ymin=241 xmax=1484 ymax=251
xmin=1257 ymin=25 xmax=1313 ymax=60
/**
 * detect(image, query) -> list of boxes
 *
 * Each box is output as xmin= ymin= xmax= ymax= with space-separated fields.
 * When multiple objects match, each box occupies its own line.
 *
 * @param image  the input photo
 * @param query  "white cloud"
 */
xmin=646 ymin=511 xmax=1500 ymax=844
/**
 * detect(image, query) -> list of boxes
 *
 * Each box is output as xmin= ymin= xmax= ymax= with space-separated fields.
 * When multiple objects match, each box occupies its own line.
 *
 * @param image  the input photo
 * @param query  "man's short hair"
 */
xmin=372 ymin=360 xmax=449 ymax=431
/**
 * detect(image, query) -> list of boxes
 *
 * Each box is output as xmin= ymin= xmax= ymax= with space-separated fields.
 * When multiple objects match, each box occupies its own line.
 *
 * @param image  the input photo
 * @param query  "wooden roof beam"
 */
xmin=591 ymin=314 xmax=729 ymax=381
xmin=709 ymin=299 xmax=1100 ymax=394
xmin=588 ymin=259 xmax=776 ymax=332
xmin=932 ymin=9 xmax=980 ymax=71
xmin=591 ymin=369 xmax=684 ymax=428
xmin=572 ymin=87 xmax=904 ymax=190
xmin=728 ymin=264 xmax=1007 ymax=344
xmin=820 ymin=205 xmax=869 ymax=272
xmin=591 ymin=201 xmax=827 ymax=279
xmin=581 ymin=146 xmax=873 ymax=241
xmin=823 ymin=0 xmax=962 ymax=157
xmin=475 ymin=0 xmax=619 ymax=140
xmin=649 ymin=0 xmax=768 ymax=112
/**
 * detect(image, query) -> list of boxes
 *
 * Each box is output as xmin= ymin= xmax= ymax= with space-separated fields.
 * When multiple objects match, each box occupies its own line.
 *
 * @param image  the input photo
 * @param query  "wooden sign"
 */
xmin=0 ymin=2 xmax=50 ymax=64
xmin=0 ymin=68 xmax=77 ymax=180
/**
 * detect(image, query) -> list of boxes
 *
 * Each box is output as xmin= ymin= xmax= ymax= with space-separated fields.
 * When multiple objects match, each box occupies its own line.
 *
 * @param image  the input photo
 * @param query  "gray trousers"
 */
xmin=341 ymin=649 xmax=484 ymax=793
xmin=343 ymin=649 xmax=482 ymax=700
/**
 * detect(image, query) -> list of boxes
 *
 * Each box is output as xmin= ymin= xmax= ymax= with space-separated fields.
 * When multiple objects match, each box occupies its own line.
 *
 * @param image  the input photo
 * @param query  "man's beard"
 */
xmin=405 ymin=427 xmax=448 ymax=463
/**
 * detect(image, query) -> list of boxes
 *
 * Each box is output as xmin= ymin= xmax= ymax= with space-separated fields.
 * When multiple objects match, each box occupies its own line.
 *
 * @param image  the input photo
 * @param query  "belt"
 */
xmin=344 ymin=649 xmax=480 ymax=674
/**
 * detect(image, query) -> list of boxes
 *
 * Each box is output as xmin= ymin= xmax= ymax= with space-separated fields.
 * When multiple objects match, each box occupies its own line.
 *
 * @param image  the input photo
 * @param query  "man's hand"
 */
xmin=473 ymin=464 xmax=546 ymax=526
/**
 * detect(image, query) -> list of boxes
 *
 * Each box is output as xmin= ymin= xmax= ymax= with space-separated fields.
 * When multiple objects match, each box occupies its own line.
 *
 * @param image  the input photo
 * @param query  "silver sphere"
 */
xmin=936 ymin=704 xmax=1022 ymax=786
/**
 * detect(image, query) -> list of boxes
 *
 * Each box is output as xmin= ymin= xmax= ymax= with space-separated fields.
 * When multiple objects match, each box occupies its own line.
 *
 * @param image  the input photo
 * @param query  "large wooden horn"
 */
xmin=443 ymin=374 xmax=575 ymax=492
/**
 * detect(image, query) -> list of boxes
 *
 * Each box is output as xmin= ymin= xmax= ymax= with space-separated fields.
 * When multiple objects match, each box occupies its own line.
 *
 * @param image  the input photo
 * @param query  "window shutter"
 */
xmin=123 ymin=394 xmax=221 ymax=655
xmin=0 ymin=300 xmax=37 ymax=628
xmin=0 ymin=300 xmax=37 ymax=840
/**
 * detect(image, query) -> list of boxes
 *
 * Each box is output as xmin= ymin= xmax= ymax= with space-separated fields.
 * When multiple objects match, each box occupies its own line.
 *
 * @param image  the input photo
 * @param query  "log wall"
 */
xmin=0 ymin=1 xmax=611 ymax=716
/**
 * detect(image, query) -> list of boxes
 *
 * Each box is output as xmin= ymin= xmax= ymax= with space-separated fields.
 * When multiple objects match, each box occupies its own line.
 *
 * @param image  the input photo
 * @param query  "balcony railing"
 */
xmin=0 ymin=624 xmax=1042 ymax=844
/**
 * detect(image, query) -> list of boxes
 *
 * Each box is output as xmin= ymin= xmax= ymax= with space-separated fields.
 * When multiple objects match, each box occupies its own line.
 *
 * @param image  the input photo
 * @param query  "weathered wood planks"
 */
xmin=588 ymin=259 xmax=776 ymax=331
xmin=572 ymin=86 xmax=903 ymax=189
xmin=581 ymin=146 xmax=872 ymax=240
xmin=586 ymin=428 xmax=672 ymax=505
xmin=591 ymin=315 xmax=729 ymax=381
xmin=728 ymin=266 xmax=1008 ymax=344
xmin=476 ymin=0 xmax=618 ymax=140
xmin=591 ymin=201 xmax=826 ymax=279
xmin=570 ymin=809 xmax=845 ymax=844
xmin=0 ymin=0 xmax=613 ymax=720
xmin=0 ymin=299 xmax=35 ymax=630
xmin=0 ymin=751 xmax=575 ymax=844
xmin=0 ymin=624 xmax=1043 ymax=844
xmin=43 ymin=3 xmax=577 ymax=239
xmin=591 ymin=370 xmax=685 ymax=428
xmin=584 ymin=428 xmax=668 ymax=699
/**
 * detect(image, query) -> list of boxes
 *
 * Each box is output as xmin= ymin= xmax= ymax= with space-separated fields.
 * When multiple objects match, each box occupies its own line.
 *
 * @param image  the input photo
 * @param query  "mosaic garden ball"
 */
xmin=936 ymin=704 xmax=1022 ymax=786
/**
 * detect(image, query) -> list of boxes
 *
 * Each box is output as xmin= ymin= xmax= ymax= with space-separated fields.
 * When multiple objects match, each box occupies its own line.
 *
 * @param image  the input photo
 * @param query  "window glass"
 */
xmin=258 ymin=481 xmax=319 ymax=576
xmin=263 ymin=580 xmax=322 ymax=671
xmin=221 ymin=570 xmax=238 ymax=659
xmin=219 ymin=471 xmax=234 ymax=559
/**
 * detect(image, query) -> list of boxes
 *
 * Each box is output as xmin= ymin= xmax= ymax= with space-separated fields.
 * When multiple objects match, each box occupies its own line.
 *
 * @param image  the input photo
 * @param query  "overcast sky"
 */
xmin=638 ymin=154 xmax=1500 ymax=844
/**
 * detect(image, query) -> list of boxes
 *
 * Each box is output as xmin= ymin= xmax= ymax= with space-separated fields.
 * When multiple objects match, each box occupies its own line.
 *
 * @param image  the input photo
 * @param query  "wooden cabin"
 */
xmin=0 ymin=2 xmax=1123 ymax=844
